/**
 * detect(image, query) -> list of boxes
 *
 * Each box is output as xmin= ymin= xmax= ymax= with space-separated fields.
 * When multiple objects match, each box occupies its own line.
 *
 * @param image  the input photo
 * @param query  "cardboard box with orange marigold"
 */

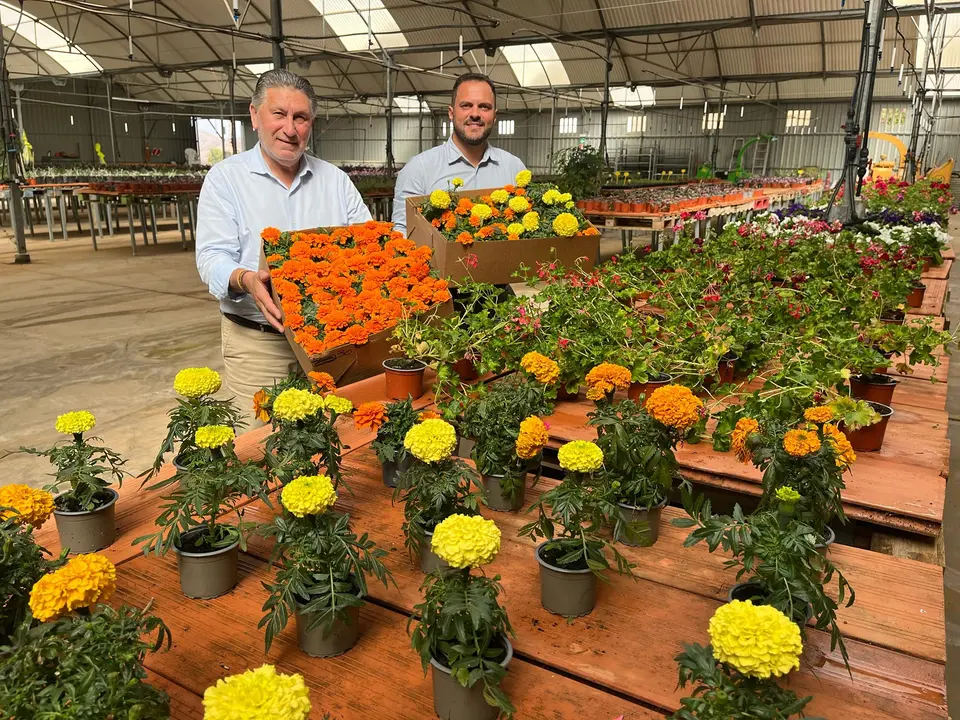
xmin=259 ymin=221 xmax=452 ymax=386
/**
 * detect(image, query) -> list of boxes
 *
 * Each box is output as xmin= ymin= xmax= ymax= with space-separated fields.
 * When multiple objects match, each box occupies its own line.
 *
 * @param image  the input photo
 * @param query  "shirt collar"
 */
xmin=246 ymin=142 xmax=313 ymax=185
xmin=445 ymin=136 xmax=496 ymax=167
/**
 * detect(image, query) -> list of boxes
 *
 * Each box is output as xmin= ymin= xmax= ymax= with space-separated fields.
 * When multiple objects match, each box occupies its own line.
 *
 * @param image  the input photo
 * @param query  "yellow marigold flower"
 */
xmin=823 ymin=423 xmax=856 ymax=468
xmin=452 ymin=177 xmax=464 ymax=188
xmin=557 ymin=440 xmax=604 ymax=473
xmin=559 ymin=192 xmax=572 ymax=203
xmin=490 ymin=189 xmax=510 ymax=204
xmin=803 ymin=406 xmax=835 ymax=424
xmin=203 ymin=665 xmax=311 ymax=720
xmin=0 ymin=484 xmax=54 ymax=528
xmin=775 ymin=486 xmax=801 ymax=503
xmin=195 ymin=425 xmax=234 ymax=449
xmin=709 ymin=600 xmax=803 ymax=679
xmin=430 ymin=189 xmax=451 ymax=209
xmin=541 ymin=188 xmax=561 ymax=205
xmin=585 ymin=363 xmax=632 ymax=401
xmin=516 ymin=416 xmax=549 ymax=460
xmin=431 ymin=514 xmax=501 ymax=568
xmin=507 ymin=222 xmax=525 ymax=237
xmin=404 ymin=419 xmax=458 ymax=463
xmin=470 ymin=203 xmax=493 ymax=220
xmin=272 ymin=388 xmax=325 ymax=422
xmin=519 ymin=351 xmax=559 ymax=385
xmin=645 ymin=385 xmax=703 ymax=431
xmin=29 ymin=553 xmax=116 ymax=622
xmin=173 ymin=367 xmax=222 ymax=398
xmin=354 ymin=402 xmax=387 ymax=432
xmin=565 ymin=201 xmax=575 ymax=209
xmin=783 ymin=429 xmax=821 ymax=458
xmin=552 ymin=212 xmax=580 ymax=237
xmin=281 ymin=475 xmax=337 ymax=517
xmin=508 ymin=195 xmax=531 ymax=213
xmin=323 ymin=395 xmax=353 ymax=415
xmin=521 ymin=211 xmax=540 ymax=232
xmin=54 ymin=410 xmax=96 ymax=435
xmin=515 ymin=170 xmax=532 ymax=188
xmin=731 ymin=417 xmax=760 ymax=463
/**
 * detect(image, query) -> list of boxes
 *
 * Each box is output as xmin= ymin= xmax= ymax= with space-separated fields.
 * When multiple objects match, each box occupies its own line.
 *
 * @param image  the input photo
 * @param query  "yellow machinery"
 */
xmin=926 ymin=158 xmax=954 ymax=184
xmin=865 ymin=131 xmax=953 ymax=183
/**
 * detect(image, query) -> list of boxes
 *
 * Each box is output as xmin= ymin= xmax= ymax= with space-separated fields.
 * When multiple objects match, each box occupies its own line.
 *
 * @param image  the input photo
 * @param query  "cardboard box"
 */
xmin=260 ymin=229 xmax=451 ymax=387
xmin=405 ymin=189 xmax=600 ymax=285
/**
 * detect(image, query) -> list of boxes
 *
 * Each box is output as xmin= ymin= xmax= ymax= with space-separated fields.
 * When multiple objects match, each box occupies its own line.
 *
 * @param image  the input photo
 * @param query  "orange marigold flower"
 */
xmin=585 ymin=363 xmax=632 ymax=401
xmin=469 ymin=215 xmax=482 ymax=228
xmin=456 ymin=232 xmax=474 ymax=246
xmin=253 ymin=389 xmax=271 ymax=423
xmin=508 ymin=233 xmax=520 ymax=241
xmin=354 ymin=401 xmax=387 ymax=432
xmin=731 ymin=417 xmax=760 ymax=463
xmin=516 ymin=416 xmax=549 ymax=459
xmin=261 ymin=227 xmax=281 ymax=242
xmin=514 ymin=188 xmax=526 ymax=196
xmin=823 ymin=423 xmax=856 ymax=468
xmin=308 ymin=371 xmax=337 ymax=392
xmin=645 ymin=385 xmax=703 ymax=431
xmin=431 ymin=218 xmax=442 ymax=228
xmin=803 ymin=406 xmax=835 ymax=424
xmin=520 ymin=352 xmax=559 ymax=385
xmin=418 ymin=410 xmax=441 ymax=421
xmin=783 ymin=429 xmax=821 ymax=458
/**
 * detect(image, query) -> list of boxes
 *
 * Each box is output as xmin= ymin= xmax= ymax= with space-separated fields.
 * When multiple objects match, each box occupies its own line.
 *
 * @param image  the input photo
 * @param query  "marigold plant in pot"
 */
xmin=519 ymin=440 xmax=634 ymax=618
xmin=135 ymin=425 xmax=272 ymax=599
xmin=675 ymin=489 xmax=855 ymax=670
xmin=4 ymin=560 xmax=171 ymax=720
xmin=359 ymin=398 xmax=418 ymax=487
xmin=143 ymin=367 xmax=244 ymax=479
xmin=671 ymin=601 xmax=816 ymax=720
xmin=257 ymin=474 xmax=393 ymax=657
xmin=263 ymin=386 xmax=352 ymax=488
xmin=393 ymin=418 xmax=481 ymax=572
xmin=411 ymin=514 xmax=515 ymax=720
xmin=20 ymin=410 xmax=126 ymax=554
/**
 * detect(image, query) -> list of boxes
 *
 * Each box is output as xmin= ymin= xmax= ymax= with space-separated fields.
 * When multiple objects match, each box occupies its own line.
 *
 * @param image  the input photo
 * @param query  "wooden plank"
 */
xmin=117 ymin=553 xmax=656 ymax=720
xmin=910 ymin=278 xmax=948 ymax=317
xmin=146 ymin=671 xmax=205 ymax=720
xmin=233 ymin=449 xmax=946 ymax=720
xmin=941 ymin=247 xmax=956 ymax=261
xmin=922 ymin=259 xmax=952 ymax=281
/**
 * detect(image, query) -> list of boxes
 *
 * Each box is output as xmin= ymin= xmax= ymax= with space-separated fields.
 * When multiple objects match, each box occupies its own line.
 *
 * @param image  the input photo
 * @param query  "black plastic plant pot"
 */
xmin=382 ymin=454 xmax=413 ymax=488
xmin=615 ymin=497 xmax=668 ymax=547
xmin=430 ymin=636 xmax=513 ymax=720
xmin=174 ymin=525 xmax=239 ymax=599
xmin=478 ymin=472 xmax=527 ymax=512
xmin=536 ymin=542 xmax=596 ymax=618
xmin=53 ymin=488 xmax=119 ymax=554
xmin=420 ymin=528 xmax=450 ymax=574
xmin=295 ymin=603 xmax=361 ymax=658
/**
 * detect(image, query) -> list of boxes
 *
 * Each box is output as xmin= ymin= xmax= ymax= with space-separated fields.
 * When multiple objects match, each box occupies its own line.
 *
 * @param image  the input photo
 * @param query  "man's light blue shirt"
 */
xmin=196 ymin=142 xmax=372 ymax=322
xmin=391 ymin=136 xmax=527 ymax=235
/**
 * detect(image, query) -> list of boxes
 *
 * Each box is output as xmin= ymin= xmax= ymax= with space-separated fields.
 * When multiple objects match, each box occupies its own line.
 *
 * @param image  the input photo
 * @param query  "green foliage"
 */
xmin=135 ymin=440 xmax=271 ymax=556
xmin=0 ymin=603 xmax=172 ymax=719
xmin=264 ymin=402 xmax=348 ymax=489
xmin=393 ymin=458 xmax=480 ymax=561
xmin=554 ymin=144 xmax=607 ymax=200
xmin=675 ymin=494 xmax=855 ymax=670
xmin=410 ymin=568 xmax=515 ymax=718
xmin=257 ymin=510 xmax=392 ymax=653
xmin=0 ymin=516 xmax=66 ymax=643
xmin=671 ymin=642 xmax=820 ymax=719
xmin=21 ymin=434 xmax=126 ymax=512
xmin=371 ymin=398 xmax=419 ymax=464
xmin=827 ymin=396 xmax=879 ymax=432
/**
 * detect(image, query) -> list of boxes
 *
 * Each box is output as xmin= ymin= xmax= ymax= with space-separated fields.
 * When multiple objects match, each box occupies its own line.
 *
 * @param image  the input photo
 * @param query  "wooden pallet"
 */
xmin=922 ymin=259 xmax=953 ymax=281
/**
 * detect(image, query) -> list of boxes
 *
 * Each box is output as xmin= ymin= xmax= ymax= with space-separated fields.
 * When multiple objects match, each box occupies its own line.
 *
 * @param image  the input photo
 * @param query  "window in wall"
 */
xmin=785 ymin=108 xmax=812 ymax=130
xmin=559 ymin=116 xmax=578 ymax=135
xmin=879 ymin=106 xmax=907 ymax=131
xmin=194 ymin=118 xmax=246 ymax=164
xmin=498 ymin=119 xmax=515 ymax=136
xmin=440 ymin=120 xmax=453 ymax=137
xmin=626 ymin=115 xmax=647 ymax=133
xmin=702 ymin=112 xmax=724 ymax=131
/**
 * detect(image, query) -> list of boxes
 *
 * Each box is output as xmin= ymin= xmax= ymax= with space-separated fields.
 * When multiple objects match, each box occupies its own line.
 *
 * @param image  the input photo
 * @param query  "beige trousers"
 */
xmin=220 ymin=316 xmax=300 ymax=427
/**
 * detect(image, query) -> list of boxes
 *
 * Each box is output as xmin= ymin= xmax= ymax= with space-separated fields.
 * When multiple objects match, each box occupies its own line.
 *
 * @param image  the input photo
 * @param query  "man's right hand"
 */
xmin=242 ymin=269 xmax=285 ymax=332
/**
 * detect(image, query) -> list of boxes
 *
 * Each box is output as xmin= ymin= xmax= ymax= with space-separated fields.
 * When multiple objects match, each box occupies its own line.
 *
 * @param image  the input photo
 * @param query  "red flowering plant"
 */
xmin=262 ymin=221 xmax=451 ymax=357
xmin=862 ymin=178 xmax=952 ymax=222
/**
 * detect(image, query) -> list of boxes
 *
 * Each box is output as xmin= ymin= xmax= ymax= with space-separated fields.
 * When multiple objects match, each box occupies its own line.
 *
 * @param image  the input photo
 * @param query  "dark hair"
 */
xmin=451 ymin=73 xmax=497 ymax=105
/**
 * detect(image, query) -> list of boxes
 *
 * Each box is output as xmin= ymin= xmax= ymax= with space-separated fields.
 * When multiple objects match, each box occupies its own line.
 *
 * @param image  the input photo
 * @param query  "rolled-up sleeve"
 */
xmin=391 ymin=159 xmax=422 ymax=236
xmin=196 ymin=169 xmax=243 ymax=302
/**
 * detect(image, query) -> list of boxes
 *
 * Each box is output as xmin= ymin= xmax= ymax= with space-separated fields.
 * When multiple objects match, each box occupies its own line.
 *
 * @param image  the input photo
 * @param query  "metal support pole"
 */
xmin=418 ymin=98 xmax=424 ymax=154
xmin=854 ymin=0 xmax=885 ymax=196
xmin=0 ymin=29 xmax=28 ymax=263
xmin=385 ymin=53 xmax=395 ymax=176
xmin=228 ymin=68 xmax=238 ymax=155
xmin=270 ymin=0 xmax=285 ymax=69
xmin=548 ymin=96 xmax=557 ymax=172
xmin=105 ymin=79 xmax=117 ymax=162
xmin=599 ymin=38 xmax=612 ymax=162
xmin=908 ymin=3 xmax=939 ymax=180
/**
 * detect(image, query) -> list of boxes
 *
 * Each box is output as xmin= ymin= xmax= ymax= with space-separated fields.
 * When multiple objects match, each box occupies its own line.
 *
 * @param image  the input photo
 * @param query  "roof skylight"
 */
xmin=502 ymin=43 xmax=570 ymax=87
xmin=393 ymin=95 xmax=430 ymax=114
xmin=0 ymin=1 xmax=101 ymax=75
xmin=307 ymin=0 xmax=408 ymax=52
xmin=244 ymin=63 xmax=274 ymax=76
xmin=609 ymin=86 xmax=656 ymax=108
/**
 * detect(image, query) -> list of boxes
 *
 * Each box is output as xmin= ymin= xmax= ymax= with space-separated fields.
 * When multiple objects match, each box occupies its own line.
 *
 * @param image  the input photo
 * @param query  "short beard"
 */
xmin=453 ymin=121 xmax=492 ymax=147
xmin=257 ymin=128 xmax=305 ymax=166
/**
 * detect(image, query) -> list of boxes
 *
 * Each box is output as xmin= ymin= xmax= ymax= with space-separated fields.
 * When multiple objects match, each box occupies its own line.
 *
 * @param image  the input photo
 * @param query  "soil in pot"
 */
xmin=849 ymin=374 xmax=898 ymax=405
xmin=296 ymin=601 xmax=361 ymax=657
xmin=383 ymin=358 xmax=426 ymax=400
xmin=728 ymin=581 xmax=813 ymax=625
xmin=53 ymin=488 xmax=119 ymax=554
xmin=420 ymin=527 xmax=450 ymax=574
xmin=615 ymin=498 xmax=667 ymax=547
xmin=382 ymin=453 xmax=413 ymax=488
xmin=478 ymin=472 xmax=527 ymax=512
xmin=841 ymin=401 xmax=894 ymax=452
xmin=906 ymin=283 xmax=927 ymax=309
xmin=628 ymin=373 xmax=672 ymax=401
xmin=174 ymin=525 xmax=240 ymax=599
xmin=536 ymin=542 xmax=596 ymax=617
xmin=431 ymin=636 xmax=513 ymax=720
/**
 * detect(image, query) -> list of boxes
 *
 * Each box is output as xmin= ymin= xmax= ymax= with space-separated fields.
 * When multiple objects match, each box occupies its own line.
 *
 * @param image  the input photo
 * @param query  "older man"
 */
xmin=391 ymin=73 xmax=527 ymax=235
xmin=196 ymin=69 xmax=371 ymax=412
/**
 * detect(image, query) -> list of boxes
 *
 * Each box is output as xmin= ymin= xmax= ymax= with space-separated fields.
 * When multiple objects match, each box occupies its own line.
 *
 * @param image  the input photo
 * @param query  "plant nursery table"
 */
xmin=81 ymin=187 xmax=200 ymax=255
xmin=0 ymin=182 xmax=89 ymax=241
xmin=34 ymin=372 xmax=946 ymax=719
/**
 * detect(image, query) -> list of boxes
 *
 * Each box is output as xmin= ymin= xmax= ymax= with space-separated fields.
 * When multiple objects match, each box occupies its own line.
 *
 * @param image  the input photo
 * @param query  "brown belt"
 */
xmin=223 ymin=312 xmax=283 ymax=335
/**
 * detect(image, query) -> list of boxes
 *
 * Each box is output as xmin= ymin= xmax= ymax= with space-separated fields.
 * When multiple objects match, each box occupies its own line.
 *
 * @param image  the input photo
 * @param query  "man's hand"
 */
xmin=242 ymin=269 xmax=285 ymax=332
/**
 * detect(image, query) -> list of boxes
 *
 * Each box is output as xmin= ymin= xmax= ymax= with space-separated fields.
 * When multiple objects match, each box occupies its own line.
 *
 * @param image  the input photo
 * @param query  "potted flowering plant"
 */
xmin=21 ymin=410 xmax=126 ymax=554
xmin=135 ymin=425 xmax=271 ymax=599
xmin=145 ymin=367 xmax=244 ymax=477
xmin=519 ymin=440 xmax=634 ymax=618
xmin=411 ymin=514 xmax=514 ymax=719
xmin=263 ymin=387 xmax=353 ymax=487
xmin=460 ymin=374 xmax=554 ymax=511
xmin=202 ymin=665 xmax=311 ymax=720
xmin=358 ymin=398 xmax=419 ymax=487
xmin=676 ymin=488 xmax=855 ymax=669
xmin=0 ymin=485 xmax=62 ymax=641
xmin=585 ymin=362 xmax=633 ymax=403
xmin=252 ymin=370 xmax=337 ymax=425
xmin=672 ymin=601 xmax=816 ymax=720
xmin=827 ymin=395 xmax=891 ymax=453
xmin=394 ymin=419 xmax=481 ymax=572
xmin=2 ymin=554 xmax=171 ymax=719
xmin=258 ymin=474 xmax=392 ymax=657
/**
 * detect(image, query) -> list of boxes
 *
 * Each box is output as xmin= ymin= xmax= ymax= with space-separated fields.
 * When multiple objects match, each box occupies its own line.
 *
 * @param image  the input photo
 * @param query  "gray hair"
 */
xmin=251 ymin=68 xmax=317 ymax=117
